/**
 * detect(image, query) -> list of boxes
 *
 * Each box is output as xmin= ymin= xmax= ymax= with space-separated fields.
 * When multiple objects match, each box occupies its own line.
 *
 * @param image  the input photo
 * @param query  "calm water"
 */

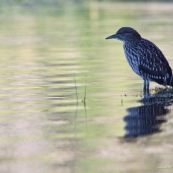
xmin=1 ymin=1 xmax=173 ymax=173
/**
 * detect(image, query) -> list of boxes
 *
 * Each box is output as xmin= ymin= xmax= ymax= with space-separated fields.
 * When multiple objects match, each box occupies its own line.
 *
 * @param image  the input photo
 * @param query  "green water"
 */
xmin=0 ymin=1 xmax=173 ymax=173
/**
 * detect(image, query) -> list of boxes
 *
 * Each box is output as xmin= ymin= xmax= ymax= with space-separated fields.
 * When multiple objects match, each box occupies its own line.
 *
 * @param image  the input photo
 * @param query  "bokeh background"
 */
xmin=0 ymin=0 xmax=173 ymax=173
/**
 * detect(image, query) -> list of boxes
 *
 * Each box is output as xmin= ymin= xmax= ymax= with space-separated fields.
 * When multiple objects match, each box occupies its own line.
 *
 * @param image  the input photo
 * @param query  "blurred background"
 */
xmin=0 ymin=0 xmax=173 ymax=173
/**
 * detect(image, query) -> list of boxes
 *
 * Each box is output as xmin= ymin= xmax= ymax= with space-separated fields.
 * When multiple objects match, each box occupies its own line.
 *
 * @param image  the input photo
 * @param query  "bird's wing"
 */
xmin=137 ymin=39 xmax=172 ymax=85
xmin=138 ymin=64 xmax=168 ymax=84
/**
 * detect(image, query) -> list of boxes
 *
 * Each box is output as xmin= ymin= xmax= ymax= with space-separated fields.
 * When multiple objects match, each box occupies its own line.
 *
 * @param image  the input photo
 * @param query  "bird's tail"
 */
xmin=168 ymin=76 xmax=173 ymax=87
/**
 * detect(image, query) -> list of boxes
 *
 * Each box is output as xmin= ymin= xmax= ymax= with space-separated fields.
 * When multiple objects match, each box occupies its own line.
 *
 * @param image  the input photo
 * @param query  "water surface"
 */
xmin=0 ymin=1 xmax=173 ymax=173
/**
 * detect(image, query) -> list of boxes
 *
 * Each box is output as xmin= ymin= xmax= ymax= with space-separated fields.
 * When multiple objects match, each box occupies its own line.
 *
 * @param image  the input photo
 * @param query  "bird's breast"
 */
xmin=123 ymin=43 xmax=141 ymax=75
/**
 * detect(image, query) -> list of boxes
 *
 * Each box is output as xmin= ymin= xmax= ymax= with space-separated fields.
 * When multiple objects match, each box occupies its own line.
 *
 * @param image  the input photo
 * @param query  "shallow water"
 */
xmin=1 ymin=1 xmax=173 ymax=173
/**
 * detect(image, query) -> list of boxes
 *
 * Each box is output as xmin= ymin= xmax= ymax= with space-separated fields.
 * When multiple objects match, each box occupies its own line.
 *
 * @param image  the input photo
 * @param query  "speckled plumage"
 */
xmin=106 ymin=27 xmax=173 ymax=93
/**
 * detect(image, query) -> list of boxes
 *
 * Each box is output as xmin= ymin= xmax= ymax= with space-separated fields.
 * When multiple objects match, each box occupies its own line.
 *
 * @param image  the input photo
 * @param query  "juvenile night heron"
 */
xmin=106 ymin=27 xmax=173 ymax=95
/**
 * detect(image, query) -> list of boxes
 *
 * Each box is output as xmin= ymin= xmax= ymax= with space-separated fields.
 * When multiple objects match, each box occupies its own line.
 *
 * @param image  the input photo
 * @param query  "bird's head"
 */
xmin=106 ymin=27 xmax=141 ymax=42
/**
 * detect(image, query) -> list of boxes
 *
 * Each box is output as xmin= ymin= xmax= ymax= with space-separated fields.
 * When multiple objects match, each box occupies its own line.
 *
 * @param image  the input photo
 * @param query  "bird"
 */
xmin=106 ymin=27 xmax=173 ymax=95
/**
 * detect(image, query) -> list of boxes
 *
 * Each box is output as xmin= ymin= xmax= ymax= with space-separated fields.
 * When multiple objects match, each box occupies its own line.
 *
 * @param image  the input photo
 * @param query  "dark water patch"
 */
xmin=50 ymin=102 xmax=77 ymax=107
xmin=46 ymin=95 xmax=73 ymax=100
xmin=47 ymin=80 xmax=75 ymax=85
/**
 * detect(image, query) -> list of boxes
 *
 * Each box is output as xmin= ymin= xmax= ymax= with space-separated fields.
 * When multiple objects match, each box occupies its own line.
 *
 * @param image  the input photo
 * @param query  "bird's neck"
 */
xmin=123 ymin=39 xmax=141 ymax=45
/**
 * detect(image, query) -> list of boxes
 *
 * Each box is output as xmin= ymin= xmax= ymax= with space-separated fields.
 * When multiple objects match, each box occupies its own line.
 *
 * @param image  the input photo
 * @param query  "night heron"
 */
xmin=106 ymin=27 xmax=173 ymax=95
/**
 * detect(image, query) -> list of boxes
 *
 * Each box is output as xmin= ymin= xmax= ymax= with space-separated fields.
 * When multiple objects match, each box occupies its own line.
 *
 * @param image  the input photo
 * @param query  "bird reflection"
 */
xmin=124 ymin=90 xmax=173 ymax=138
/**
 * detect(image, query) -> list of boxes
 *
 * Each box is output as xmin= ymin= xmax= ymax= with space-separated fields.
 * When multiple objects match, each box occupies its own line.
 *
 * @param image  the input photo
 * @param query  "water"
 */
xmin=0 ymin=1 xmax=173 ymax=173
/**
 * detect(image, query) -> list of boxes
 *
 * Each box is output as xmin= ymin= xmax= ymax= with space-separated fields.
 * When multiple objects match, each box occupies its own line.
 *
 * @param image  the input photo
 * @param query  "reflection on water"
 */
xmin=124 ymin=92 xmax=172 ymax=138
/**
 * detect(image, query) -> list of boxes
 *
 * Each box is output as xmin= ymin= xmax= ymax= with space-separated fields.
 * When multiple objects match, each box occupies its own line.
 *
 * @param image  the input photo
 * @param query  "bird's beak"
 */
xmin=106 ymin=33 xmax=117 ymax=39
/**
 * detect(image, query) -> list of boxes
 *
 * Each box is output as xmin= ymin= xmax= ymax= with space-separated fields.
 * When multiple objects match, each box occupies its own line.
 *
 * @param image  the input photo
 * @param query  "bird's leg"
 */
xmin=143 ymin=80 xmax=149 ymax=97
